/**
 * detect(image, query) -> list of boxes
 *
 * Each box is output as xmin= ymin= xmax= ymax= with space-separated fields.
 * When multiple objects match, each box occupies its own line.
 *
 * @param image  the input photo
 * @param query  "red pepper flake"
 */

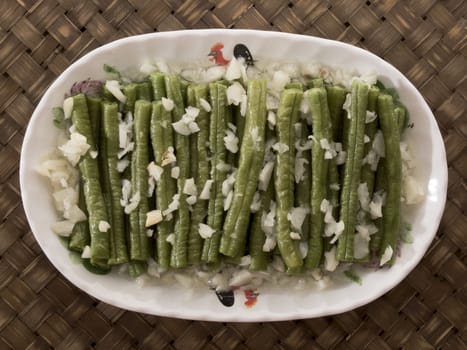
xmin=243 ymin=289 xmax=259 ymax=308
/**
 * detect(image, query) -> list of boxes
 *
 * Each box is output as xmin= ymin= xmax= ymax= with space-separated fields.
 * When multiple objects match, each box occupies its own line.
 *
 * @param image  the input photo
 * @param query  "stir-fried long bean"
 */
xmin=275 ymin=88 xmax=304 ymax=269
xmin=150 ymin=101 xmax=175 ymax=268
xmin=202 ymin=82 xmax=228 ymax=263
xmin=165 ymin=75 xmax=190 ymax=268
xmin=378 ymin=94 xmax=402 ymax=265
xmin=129 ymin=100 xmax=151 ymax=261
xmin=336 ymin=81 xmax=369 ymax=262
xmin=71 ymin=94 xmax=110 ymax=266
xmin=220 ymin=80 xmax=267 ymax=258
xmin=305 ymin=87 xmax=332 ymax=268
xmin=187 ymin=84 xmax=210 ymax=265
xmin=101 ymin=101 xmax=129 ymax=264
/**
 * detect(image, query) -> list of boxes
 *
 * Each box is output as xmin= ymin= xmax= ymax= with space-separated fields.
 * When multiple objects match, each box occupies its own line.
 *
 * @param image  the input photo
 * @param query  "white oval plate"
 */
xmin=20 ymin=29 xmax=447 ymax=321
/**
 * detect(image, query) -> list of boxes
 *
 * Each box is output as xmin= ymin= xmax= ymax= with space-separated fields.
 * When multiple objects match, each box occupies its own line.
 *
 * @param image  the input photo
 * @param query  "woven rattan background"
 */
xmin=0 ymin=0 xmax=466 ymax=349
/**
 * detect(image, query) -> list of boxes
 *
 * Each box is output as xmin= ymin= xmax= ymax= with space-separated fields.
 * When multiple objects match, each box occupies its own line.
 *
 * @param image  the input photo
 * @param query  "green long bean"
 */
xmin=220 ymin=79 xmax=267 ymax=258
xmin=150 ymin=72 xmax=167 ymax=101
xmin=68 ymin=180 xmax=90 ymax=252
xmin=101 ymin=101 xmax=129 ymax=264
xmin=275 ymin=88 xmax=304 ymax=269
xmin=129 ymin=100 xmax=151 ymax=261
xmin=122 ymin=84 xmax=137 ymax=114
xmin=165 ymin=75 xmax=190 ymax=268
xmin=336 ymin=81 xmax=369 ymax=262
xmin=305 ymin=87 xmax=332 ymax=268
xmin=187 ymin=84 xmax=210 ymax=265
xmin=202 ymin=82 xmax=228 ymax=263
xmin=71 ymin=94 xmax=110 ymax=266
xmin=295 ymin=120 xmax=311 ymax=241
xmin=249 ymin=179 xmax=274 ymax=271
xmin=378 ymin=94 xmax=402 ymax=265
xmin=150 ymin=101 xmax=175 ymax=268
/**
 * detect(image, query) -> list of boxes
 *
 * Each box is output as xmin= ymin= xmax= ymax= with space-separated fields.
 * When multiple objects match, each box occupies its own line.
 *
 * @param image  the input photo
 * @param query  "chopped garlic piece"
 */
xmin=250 ymin=191 xmax=261 ymax=212
xmin=287 ymin=207 xmax=309 ymax=232
xmin=166 ymin=233 xmax=175 ymax=245
xmin=223 ymin=190 xmax=234 ymax=211
xmin=365 ymin=110 xmax=377 ymax=123
xmin=224 ymin=129 xmax=239 ymax=153
xmin=262 ymin=236 xmax=276 ymax=252
xmin=98 ymin=220 xmax=111 ymax=232
xmin=267 ymin=110 xmax=276 ymax=128
xmin=290 ymin=232 xmax=301 ymax=240
xmin=172 ymin=106 xmax=200 ymax=135
xmin=163 ymin=194 xmax=180 ymax=216
xmin=171 ymin=166 xmax=180 ymax=179
xmin=343 ymin=93 xmax=351 ymax=116
xmin=272 ymin=142 xmax=289 ymax=154
xmin=146 ymin=210 xmax=163 ymax=227
xmin=199 ymin=98 xmax=211 ymax=112
xmin=81 ymin=245 xmax=91 ymax=259
xmin=199 ymin=179 xmax=213 ymax=200
xmin=226 ymin=82 xmax=246 ymax=106
xmin=117 ymin=159 xmax=129 ymax=172
xmin=183 ymin=178 xmax=197 ymax=196
xmin=324 ymin=247 xmax=339 ymax=271
xmin=162 ymin=97 xmax=174 ymax=111
xmin=199 ymin=223 xmax=215 ymax=239
xmin=353 ymin=232 xmax=370 ymax=259
xmin=51 ymin=220 xmax=74 ymax=237
xmin=258 ymin=161 xmax=274 ymax=191
xmin=63 ymin=97 xmax=74 ymax=119
xmin=148 ymin=162 xmax=163 ymax=182
xmin=105 ymin=80 xmax=127 ymax=103
xmin=124 ymin=191 xmax=140 ymax=214
xmin=58 ymin=132 xmax=91 ymax=166
xmin=369 ymin=192 xmax=384 ymax=219
xmin=224 ymin=56 xmax=242 ymax=81
xmin=380 ymin=245 xmax=393 ymax=266
xmin=161 ymin=148 xmax=176 ymax=166
xmin=357 ymin=182 xmax=370 ymax=212
xmin=186 ymin=195 xmax=197 ymax=205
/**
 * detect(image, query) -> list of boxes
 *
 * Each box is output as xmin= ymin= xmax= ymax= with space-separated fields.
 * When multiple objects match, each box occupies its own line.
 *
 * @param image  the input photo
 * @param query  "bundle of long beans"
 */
xmin=65 ymin=72 xmax=404 ymax=276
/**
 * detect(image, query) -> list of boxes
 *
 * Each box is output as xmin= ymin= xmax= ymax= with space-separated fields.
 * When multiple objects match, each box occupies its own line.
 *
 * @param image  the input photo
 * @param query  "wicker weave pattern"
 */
xmin=0 ymin=1 xmax=466 ymax=349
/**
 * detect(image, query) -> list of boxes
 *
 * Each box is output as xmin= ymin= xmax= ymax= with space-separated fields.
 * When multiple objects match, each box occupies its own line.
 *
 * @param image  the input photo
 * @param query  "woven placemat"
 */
xmin=1 ymin=0 xmax=466 ymax=349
